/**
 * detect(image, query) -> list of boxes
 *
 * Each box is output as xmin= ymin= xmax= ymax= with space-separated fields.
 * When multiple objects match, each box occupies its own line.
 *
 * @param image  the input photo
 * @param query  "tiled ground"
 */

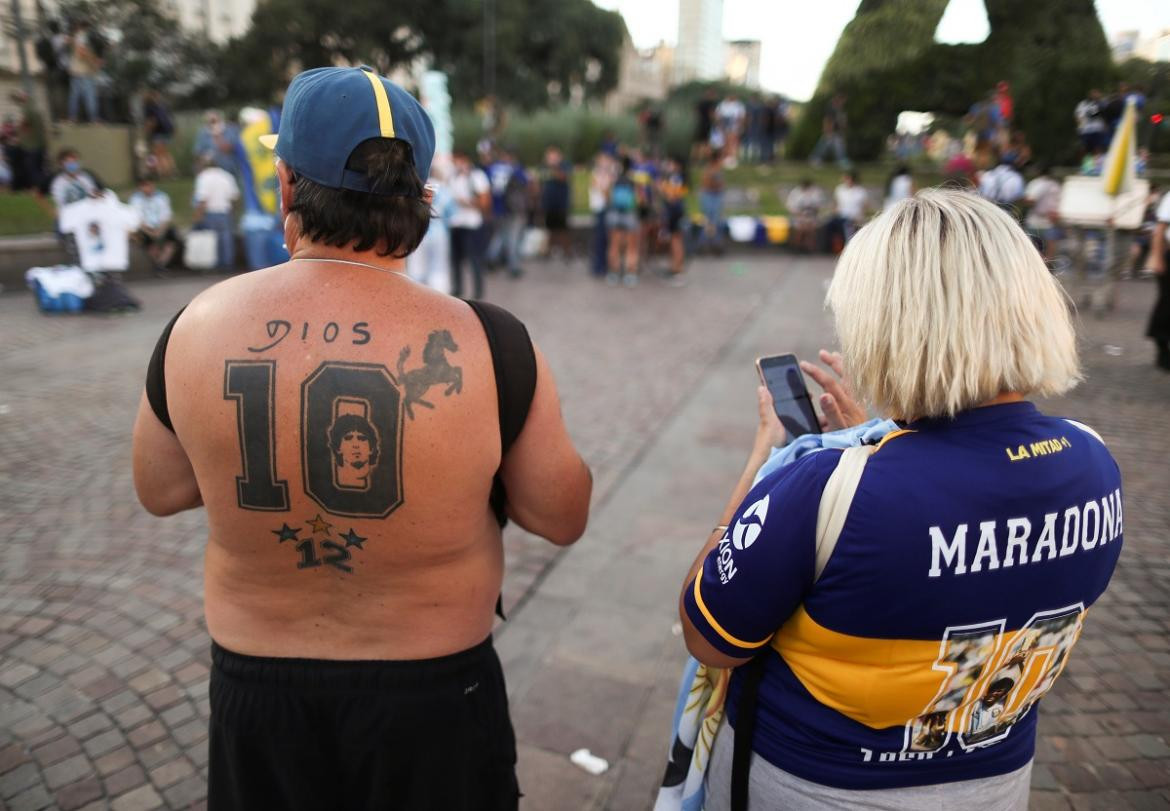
xmin=0 ymin=257 xmax=1166 ymax=809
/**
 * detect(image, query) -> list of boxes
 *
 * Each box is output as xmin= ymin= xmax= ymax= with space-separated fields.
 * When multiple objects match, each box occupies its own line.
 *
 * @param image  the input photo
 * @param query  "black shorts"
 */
xmin=209 ymin=636 xmax=519 ymax=811
xmin=138 ymin=226 xmax=179 ymax=247
xmin=544 ymin=208 xmax=568 ymax=231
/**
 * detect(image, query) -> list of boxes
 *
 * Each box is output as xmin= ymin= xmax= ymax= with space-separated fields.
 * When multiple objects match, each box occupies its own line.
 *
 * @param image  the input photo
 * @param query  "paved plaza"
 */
xmin=0 ymin=256 xmax=1167 ymax=810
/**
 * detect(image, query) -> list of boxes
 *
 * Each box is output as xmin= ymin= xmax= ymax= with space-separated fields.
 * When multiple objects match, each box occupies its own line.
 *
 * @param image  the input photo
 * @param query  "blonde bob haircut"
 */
xmin=826 ymin=189 xmax=1081 ymax=420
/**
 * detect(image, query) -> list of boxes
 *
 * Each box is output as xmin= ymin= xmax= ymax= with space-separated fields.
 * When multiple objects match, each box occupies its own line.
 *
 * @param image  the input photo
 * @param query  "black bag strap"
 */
xmin=728 ymin=445 xmax=874 ymax=810
xmin=463 ymin=299 xmax=537 ymax=527
xmin=464 ymin=300 xmax=537 ymax=623
xmin=730 ymin=655 xmax=767 ymax=811
xmin=144 ymin=307 xmax=186 ymax=432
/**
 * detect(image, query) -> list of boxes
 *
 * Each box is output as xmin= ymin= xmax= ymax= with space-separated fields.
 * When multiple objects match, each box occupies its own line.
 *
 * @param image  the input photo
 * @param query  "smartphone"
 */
xmin=756 ymin=354 xmax=821 ymax=439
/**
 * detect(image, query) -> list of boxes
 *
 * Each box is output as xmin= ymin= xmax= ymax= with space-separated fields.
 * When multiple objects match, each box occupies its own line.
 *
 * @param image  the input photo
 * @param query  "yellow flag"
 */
xmin=1102 ymin=97 xmax=1137 ymax=197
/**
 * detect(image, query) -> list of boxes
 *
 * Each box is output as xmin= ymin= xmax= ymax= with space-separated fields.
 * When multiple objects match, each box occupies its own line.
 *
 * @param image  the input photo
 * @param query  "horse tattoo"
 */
xmin=397 ymin=330 xmax=463 ymax=419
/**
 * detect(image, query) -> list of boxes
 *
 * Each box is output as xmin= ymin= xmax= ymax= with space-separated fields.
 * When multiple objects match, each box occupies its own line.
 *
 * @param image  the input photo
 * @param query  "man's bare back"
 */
xmin=170 ymin=263 xmax=515 ymax=659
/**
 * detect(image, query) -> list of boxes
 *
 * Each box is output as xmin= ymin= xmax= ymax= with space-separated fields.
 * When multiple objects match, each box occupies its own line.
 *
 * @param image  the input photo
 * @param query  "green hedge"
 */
xmin=451 ymin=105 xmax=702 ymax=166
xmin=791 ymin=0 xmax=1115 ymax=164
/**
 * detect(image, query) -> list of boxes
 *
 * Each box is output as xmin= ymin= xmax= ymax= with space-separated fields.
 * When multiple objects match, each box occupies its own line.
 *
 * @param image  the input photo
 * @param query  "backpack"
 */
xmin=84 ymin=276 xmax=140 ymax=313
xmin=611 ymin=178 xmax=636 ymax=213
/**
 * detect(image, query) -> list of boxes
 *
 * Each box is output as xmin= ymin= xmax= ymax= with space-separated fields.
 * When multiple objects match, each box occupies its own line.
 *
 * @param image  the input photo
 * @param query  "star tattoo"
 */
xmin=339 ymin=528 xmax=367 ymax=550
xmin=272 ymin=523 xmax=300 ymax=543
xmin=307 ymin=514 xmax=333 ymax=535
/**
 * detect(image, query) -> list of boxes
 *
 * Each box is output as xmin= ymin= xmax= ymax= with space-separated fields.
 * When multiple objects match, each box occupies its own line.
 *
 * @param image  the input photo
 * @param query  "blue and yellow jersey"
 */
xmin=659 ymin=172 xmax=688 ymax=206
xmin=684 ymin=402 xmax=1122 ymax=789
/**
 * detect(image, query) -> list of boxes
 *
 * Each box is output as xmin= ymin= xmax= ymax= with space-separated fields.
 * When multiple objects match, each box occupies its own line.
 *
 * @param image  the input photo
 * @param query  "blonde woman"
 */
xmin=680 ymin=190 xmax=1122 ymax=810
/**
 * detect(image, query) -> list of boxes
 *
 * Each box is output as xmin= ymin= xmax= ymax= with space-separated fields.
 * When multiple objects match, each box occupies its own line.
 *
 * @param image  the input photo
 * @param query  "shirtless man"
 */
xmin=131 ymin=66 xmax=592 ymax=810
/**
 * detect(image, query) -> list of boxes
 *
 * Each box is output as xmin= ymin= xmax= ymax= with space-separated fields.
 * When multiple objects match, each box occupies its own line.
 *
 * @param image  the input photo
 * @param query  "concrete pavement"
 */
xmin=0 ymin=256 xmax=1167 ymax=809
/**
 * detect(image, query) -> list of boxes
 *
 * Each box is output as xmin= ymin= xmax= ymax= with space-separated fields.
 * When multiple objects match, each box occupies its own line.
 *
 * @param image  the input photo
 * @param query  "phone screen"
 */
xmin=757 ymin=354 xmax=821 ymax=439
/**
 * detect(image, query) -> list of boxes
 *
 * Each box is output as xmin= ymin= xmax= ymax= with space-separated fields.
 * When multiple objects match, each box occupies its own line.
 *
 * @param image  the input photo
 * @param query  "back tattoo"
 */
xmin=225 ymin=323 xmax=463 ymax=574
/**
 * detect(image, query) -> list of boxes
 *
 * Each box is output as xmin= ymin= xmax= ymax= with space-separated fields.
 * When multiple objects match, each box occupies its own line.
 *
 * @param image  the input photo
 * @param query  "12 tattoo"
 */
xmin=228 ymin=320 xmax=463 ymax=574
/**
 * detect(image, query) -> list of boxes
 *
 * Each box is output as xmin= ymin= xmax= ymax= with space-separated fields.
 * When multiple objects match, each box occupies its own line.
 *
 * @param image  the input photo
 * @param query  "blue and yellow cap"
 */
xmin=259 ymin=66 xmax=435 ymax=194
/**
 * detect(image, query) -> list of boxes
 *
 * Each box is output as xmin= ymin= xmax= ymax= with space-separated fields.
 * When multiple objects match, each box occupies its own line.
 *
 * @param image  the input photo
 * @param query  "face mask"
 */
xmin=64 ymin=160 xmax=81 ymax=173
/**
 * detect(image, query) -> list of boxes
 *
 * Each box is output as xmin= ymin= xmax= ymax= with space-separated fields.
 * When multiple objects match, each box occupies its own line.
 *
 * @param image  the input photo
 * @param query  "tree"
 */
xmin=54 ymin=0 xmax=220 ymax=117
xmin=216 ymin=0 xmax=624 ymax=109
xmin=789 ymin=0 xmax=1114 ymax=164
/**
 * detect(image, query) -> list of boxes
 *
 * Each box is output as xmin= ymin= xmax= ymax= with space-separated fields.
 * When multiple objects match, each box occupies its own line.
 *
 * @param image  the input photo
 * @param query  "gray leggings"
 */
xmin=703 ymin=723 xmax=1032 ymax=811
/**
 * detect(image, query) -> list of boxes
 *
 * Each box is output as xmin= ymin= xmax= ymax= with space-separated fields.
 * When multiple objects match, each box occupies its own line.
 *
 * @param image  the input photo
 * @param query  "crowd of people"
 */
xmin=408 ymin=141 xmax=705 ymax=296
xmin=125 ymin=65 xmax=1130 ymax=811
xmin=693 ymin=89 xmax=792 ymax=168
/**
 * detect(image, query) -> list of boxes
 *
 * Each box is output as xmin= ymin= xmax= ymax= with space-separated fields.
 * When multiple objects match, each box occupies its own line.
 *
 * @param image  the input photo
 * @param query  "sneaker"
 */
xmin=623 ymin=273 xmax=638 ymax=288
xmin=606 ymin=272 xmax=620 ymax=286
xmin=668 ymin=273 xmax=687 ymax=288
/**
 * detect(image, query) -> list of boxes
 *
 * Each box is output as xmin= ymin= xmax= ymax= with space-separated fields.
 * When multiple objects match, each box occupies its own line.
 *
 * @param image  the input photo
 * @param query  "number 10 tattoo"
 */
xmin=225 ymin=331 xmax=462 ymax=573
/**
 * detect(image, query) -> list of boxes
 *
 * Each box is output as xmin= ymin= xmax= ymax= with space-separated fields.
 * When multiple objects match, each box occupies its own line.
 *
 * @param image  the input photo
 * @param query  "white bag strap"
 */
xmin=813 ymin=445 xmax=875 ymax=581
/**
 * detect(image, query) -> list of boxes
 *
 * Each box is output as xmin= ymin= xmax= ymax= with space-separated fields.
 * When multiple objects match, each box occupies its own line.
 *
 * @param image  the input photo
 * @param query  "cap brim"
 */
xmin=258 ymin=134 xmax=278 ymax=150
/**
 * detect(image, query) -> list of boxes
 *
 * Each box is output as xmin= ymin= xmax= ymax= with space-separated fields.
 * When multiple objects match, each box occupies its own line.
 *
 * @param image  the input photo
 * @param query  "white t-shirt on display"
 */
xmin=835 ymin=184 xmax=869 ymax=221
xmin=194 ymin=167 xmax=240 ymax=214
xmin=448 ymin=168 xmax=490 ymax=229
xmin=58 ymin=193 xmax=142 ymax=272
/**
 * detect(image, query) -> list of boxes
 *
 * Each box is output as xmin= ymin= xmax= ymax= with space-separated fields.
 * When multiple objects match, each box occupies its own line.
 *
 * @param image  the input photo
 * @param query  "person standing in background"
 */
xmin=541 ymin=146 xmax=573 ymax=262
xmin=486 ymin=148 xmax=528 ymax=279
xmin=66 ymin=20 xmax=101 ymax=124
xmin=588 ymin=152 xmax=615 ymax=279
xmin=142 ymin=89 xmax=176 ymax=178
xmin=694 ymin=89 xmax=718 ymax=162
xmin=810 ymin=93 xmax=849 ymax=169
xmin=193 ymin=156 xmax=240 ymax=270
xmin=832 ymin=170 xmax=869 ymax=245
xmin=697 ymin=150 xmax=726 ymax=255
xmin=979 ymin=153 xmax=1025 ymax=214
xmin=193 ymin=112 xmax=242 ymax=176
xmin=406 ymin=160 xmax=456 ymax=294
xmin=606 ymin=156 xmax=640 ymax=286
xmin=715 ymin=95 xmax=746 ymax=166
xmin=1023 ymin=165 xmax=1062 ymax=262
xmin=8 ymin=90 xmax=46 ymax=191
xmin=1144 ymin=188 xmax=1170 ymax=371
xmin=884 ymin=165 xmax=913 ymax=210
xmin=659 ymin=157 xmax=689 ymax=285
xmin=449 ymin=150 xmax=491 ymax=299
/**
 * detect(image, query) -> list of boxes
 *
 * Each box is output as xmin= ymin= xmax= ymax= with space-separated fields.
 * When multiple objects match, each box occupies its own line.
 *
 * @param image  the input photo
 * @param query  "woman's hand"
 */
xmin=753 ymin=385 xmax=787 ymax=456
xmin=800 ymin=350 xmax=868 ymax=431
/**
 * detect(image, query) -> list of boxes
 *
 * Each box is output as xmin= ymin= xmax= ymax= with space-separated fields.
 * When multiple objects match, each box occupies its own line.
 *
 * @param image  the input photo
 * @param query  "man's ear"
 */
xmin=276 ymin=159 xmax=296 ymax=216
xmin=422 ymin=184 xmax=434 ymax=208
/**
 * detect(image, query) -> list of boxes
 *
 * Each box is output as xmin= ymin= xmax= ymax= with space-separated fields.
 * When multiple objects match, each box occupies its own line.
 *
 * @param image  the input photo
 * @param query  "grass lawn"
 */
xmin=0 ymin=161 xmax=945 ymax=238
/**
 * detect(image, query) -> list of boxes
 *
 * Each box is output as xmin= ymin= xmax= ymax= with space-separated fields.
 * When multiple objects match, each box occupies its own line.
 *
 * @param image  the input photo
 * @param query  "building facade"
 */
xmin=725 ymin=39 xmax=761 ymax=89
xmin=674 ymin=0 xmax=723 ymax=84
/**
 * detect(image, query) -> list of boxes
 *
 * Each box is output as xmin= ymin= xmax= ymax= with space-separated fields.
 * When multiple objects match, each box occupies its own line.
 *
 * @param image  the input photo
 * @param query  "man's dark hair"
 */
xmin=289 ymin=138 xmax=430 ymax=258
xmin=57 ymin=147 xmax=78 ymax=163
xmin=328 ymin=414 xmax=380 ymax=467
